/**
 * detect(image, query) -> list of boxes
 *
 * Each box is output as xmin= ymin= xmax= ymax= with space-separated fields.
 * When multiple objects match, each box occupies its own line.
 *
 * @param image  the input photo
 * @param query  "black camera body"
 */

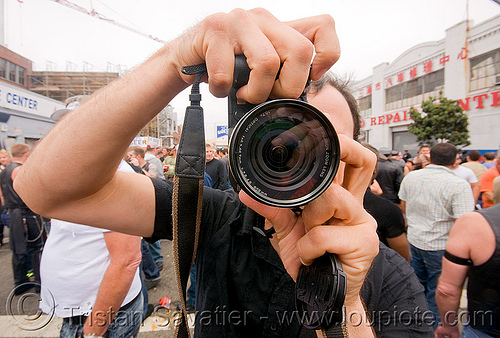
xmin=227 ymin=56 xmax=341 ymax=207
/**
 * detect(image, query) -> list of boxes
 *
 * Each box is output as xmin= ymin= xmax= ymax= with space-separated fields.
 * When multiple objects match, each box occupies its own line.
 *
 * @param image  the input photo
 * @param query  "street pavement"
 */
xmin=0 ymin=232 xmax=185 ymax=337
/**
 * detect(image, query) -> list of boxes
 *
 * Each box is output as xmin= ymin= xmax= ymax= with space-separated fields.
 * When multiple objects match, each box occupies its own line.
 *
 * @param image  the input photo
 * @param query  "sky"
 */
xmin=3 ymin=0 xmax=500 ymax=140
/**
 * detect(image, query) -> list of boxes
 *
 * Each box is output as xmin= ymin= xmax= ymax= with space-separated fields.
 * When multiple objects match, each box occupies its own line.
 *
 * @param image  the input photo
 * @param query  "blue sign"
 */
xmin=217 ymin=125 xmax=228 ymax=138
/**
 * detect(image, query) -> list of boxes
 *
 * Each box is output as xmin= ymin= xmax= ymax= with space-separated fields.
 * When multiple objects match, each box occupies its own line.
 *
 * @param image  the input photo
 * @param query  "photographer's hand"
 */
xmin=240 ymin=135 xmax=378 ymax=335
xmin=173 ymin=8 xmax=339 ymax=102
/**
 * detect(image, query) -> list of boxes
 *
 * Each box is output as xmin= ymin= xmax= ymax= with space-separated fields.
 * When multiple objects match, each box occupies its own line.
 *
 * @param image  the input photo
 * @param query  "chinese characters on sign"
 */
xmin=457 ymin=46 xmax=468 ymax=60
xmin=360 ymin=54 xmax=449 ymax=96
xmin=410 ymin=67 xmax=417 ymax=79
xmin=423 ymin=60 xmax=433 ymax=73
xmin=439 ymin=55 xmax=450 ymax=66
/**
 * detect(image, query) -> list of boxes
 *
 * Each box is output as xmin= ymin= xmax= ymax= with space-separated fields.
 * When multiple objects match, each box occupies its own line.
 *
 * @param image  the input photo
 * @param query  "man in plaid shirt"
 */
xmin=399 ymin=143 xmax=474 ymax=328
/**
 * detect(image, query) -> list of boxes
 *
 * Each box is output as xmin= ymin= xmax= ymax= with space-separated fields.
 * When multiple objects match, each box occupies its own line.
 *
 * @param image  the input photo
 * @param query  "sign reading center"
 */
xmin=0 ymin=82 xmax=64 ymax=118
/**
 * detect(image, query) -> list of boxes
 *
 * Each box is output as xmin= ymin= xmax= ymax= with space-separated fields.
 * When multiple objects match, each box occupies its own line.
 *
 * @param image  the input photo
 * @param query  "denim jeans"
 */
xmin=148 ymin=241 xmax=163 ymax=263
xmin=141 ymin=240 xmax=160 ymax=280
xmin=59 ymin=292 xmax=143 ymax=338
xmin=187 ymin=264 xmax=196 ymax=307
xmin=410 ymin=245 xmax=444 ymax=328
xmin=139 ymin=265 xmax=149 ymax=317
xmin=462 ymin=325 xmax=494 ymax=338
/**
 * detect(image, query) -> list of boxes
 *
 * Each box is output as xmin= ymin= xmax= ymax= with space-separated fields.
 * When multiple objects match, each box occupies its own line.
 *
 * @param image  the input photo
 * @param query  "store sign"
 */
xmin=369 ymin=110 xmax=413 ymax=126
xmin=0 ymin=82 xmax=64 ymax=118
xmin=458 ymin=90 xmax=500 ymax=111
xmin=216 ymin=125 xmax=228 ymax=143
xmin=365 ymin=90 xmax=500 ymax=128
xmin=216 ymin=125 xmax=228 ymax=138
xmin=131 ymin=136 xmax=161 ymax=148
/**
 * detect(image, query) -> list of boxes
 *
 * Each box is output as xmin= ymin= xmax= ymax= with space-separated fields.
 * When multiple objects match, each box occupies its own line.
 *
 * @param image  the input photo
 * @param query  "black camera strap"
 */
xmin=174 ymin=61 xmax=346 ymax=338
xmin=172 ymin=66 xmax=207 ymax=338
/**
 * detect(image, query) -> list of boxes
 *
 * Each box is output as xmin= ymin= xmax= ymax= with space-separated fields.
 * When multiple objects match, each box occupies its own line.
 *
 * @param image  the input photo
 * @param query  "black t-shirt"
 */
xmin=205 ymin=158 xmax=229 ymax=190
xmin=126 ymin=161 xmax=143 ymax=174
xmin=468 ymin=205 xmax=500 ymax=336
xmin=148 ymin=178 xmax=433 ymax=337
xmin=363 ymin=189 xmax=406 ymax=246
xmin=376 ymin=159 xmax=403 ymax=203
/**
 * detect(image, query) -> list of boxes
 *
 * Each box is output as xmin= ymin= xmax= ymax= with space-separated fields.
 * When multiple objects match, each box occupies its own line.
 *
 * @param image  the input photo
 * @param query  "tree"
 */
xmin=408 ymin=92 xmax=470 ymax=147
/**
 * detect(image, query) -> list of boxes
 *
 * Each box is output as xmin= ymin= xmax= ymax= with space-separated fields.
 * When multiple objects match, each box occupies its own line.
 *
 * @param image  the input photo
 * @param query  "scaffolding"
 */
xmin=29 ymin=71 xmax=120 ymax=103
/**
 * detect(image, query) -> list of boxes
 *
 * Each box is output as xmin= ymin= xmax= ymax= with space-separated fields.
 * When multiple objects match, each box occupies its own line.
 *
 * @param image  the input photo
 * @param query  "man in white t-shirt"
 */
xmin=40 ymin=98 xmax=143 ymax=338
xmin=451 ymin=154 xmax=480 ymax=203
xmin=40 ymin=162 xmax=143 ymax=338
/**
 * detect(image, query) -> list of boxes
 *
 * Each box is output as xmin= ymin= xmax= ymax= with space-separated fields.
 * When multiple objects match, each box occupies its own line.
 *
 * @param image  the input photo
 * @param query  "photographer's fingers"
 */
xmin=338 ymin=134 xmax=377 ymax=204
xmin=296 ymin=219 xmax=378 ymax=303
xmin=203 ymin=35 xmax=235 ymax=98
xmin=193 ymin=9 xmax=279 ymax=101
xmin=302 ymin=181 xmax=369 ymax=231
xmin=243 ymin=10 xmax=314 ymax=99
xmin=239 ymin=190 xmax=297 ymax=229
xmin=286 ymin=15 xmax=340 ymax=80
xmin=180 ymin=9 xmax=339 ymax=103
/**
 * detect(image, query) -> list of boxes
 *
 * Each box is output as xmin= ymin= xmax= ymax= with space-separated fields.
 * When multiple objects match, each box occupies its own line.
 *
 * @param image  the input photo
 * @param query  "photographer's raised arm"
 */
xmin=14 ymin=9 xmax=339 ymax=237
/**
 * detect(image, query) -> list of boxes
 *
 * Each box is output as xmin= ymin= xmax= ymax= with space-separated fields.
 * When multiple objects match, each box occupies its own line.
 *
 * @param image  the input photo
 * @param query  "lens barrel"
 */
xmin=229 ymin=99 xmax=340 ymax=207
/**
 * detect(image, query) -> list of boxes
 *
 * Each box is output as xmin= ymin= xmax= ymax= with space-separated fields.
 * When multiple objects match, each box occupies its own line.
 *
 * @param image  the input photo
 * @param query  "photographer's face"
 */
xmin=307 ymin=85 xmax=354 ymax=184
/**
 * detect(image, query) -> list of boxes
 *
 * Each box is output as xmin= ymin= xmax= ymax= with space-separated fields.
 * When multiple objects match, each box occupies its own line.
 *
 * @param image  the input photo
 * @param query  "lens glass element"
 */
xmin=229 ymin=99 xmax=340 ymax=207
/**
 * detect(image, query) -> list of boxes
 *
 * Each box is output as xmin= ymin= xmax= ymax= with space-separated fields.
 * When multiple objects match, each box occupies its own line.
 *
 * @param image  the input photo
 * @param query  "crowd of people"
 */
xmin=370 ymin=142 xmax=500 ymax=337
xmin=2 ymin=113 xmax=497 ymax=338
xmin=0 ymin=8 xmax=497 ymax=338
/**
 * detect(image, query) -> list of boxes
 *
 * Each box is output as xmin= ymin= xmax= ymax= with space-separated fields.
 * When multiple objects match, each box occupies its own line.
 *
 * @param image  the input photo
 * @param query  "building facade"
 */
xmin=353 ymin=14 xmax=500 ymax=156
xmin=0 ymin=46 xmax=63 ymax=149
xmin=30 ymin=71 xmax=120 ymax=103
xmin=0 ymin=43 xmax=181 ymax=151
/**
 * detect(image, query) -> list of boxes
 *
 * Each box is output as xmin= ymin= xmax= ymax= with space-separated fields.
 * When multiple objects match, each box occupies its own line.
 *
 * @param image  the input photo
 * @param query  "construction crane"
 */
xmin=47 ymin=0 xmax=166 ymax=44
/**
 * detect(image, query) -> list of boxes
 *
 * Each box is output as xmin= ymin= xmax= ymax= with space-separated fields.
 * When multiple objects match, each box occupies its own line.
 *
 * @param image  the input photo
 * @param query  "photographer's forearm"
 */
xmin=314 ymin=298 xmax=374 ymax=338
xmin=344 ymin=297 xmax=375 ymax=337
xmin=14 ymin=43 xmax=186 ymax=218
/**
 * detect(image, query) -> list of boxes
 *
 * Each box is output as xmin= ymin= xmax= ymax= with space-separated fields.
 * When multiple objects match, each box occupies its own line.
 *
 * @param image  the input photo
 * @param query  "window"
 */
xmin=385 ymin=69 xmax=444 ymax=110
xmin=470 ymin=48 xmax=500 ymax=91
xmin=386 ymin=84 xmax=403 ymax=104
xmin=423 ymin=69 xmax=444 ymax=93
xmin=358 ymin=95 xmax=372 ymax=117
xmin=0 ymin=58 xmax=28 ymax=87
xmin=18 ymin=67 xmax=25 ymax=86
xmin=8 ymin=61 xmax=16 ymax=82
xmin=0 ymin=59 xmax=6 ymax=79
xmin=361 ymin=130 xmax=370 ymax=143
xmin=404 ymin=78 xmax=423 ymax=99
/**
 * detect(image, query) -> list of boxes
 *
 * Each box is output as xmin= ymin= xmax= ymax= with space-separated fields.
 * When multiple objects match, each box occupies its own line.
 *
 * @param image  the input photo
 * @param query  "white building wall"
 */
xmin=444 ymin=21 xmax=468 ymax=99
xmin=354 ymin=14 xmax=500 ymax=154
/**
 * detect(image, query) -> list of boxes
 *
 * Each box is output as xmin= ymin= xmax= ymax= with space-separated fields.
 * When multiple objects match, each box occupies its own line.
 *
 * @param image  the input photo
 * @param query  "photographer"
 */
xmin=15 ymin=9 xmax=380 ymax=336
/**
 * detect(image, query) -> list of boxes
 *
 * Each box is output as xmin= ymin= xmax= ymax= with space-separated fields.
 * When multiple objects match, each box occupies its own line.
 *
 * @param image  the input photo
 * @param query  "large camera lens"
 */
xmin=229 ymin=99 xmax=340 ymax=207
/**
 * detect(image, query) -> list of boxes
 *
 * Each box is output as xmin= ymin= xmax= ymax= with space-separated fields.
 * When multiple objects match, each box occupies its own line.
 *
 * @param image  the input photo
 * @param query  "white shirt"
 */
xmin=399 ymin=165 xmax=475 ymax=250
xmin=145 ymin=153 xmax=165 ymax=179
xmin=39 ymin=161 xmax=142 ymax=317
xmin=451 ymin=165 xmax=478 ymax=184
